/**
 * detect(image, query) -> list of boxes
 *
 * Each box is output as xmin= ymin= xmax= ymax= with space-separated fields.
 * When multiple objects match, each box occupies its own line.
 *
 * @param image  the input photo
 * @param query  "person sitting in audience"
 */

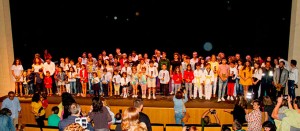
xmin=133 ymin=98 xmax=152 ymax=131
xmin=224 ymin=95 xmax=247 ymax=124
xmin=88 ymin=97 xmax=112 ymax=131
xmin=232 ymin=120 xmax=245 ymax=131
xmin=272 ymin=95 xmax=300 ymax=131
xmin=262 ymin=121 xmax=276 ymax=131
xmin=182 ymin=126 xmax=199 ymax=131
xmin=58 ymin=103 xmax=93 ymax=131
xmin=0 ymin=108 xmax=15 ymax=131
xmin=121 ymin=107 xmax=147 ymax=131
xmin=48 ymin=106 xmax=60 ymax=127
xmin=201 ymin=108 xmax=220 ymax=126
xmin=114 ymin=112 xmax=122 ymax=131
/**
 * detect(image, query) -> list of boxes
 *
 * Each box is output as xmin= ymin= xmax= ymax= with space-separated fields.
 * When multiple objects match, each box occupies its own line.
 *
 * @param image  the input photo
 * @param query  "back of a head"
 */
xmin=295 ymin=96 xmax=300 ymax=109
xmin=0 ymin=108 xmax=11 ymax=116
xmin=262 ymin=121 xmax=276 ymax=131
xmin=62 ymin=92 xmax=75 ymax=106
xmin=121 ymin=107 xmax=140 ymax=130
xmin=175 ymin=91 xmax=183 ymax=99
xmin=69 ymin=103 xmax=81 ymax=115
xmin=232 ymin=120 xmax=242 ymax=130
xmin=133 ymin=98 xmax=143 ymax=109
xmin=203 ymin=116 xmax=210 ymax=125
xmin=52 ymin=106 xmax=59 ymax=114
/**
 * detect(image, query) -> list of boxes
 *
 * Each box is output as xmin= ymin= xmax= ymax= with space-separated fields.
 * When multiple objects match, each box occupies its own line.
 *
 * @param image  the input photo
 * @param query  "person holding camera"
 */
xmin=201 ymin=108 xmax=220 ymax=126
xmin=173 ymin=90 xmax=188 ymax=126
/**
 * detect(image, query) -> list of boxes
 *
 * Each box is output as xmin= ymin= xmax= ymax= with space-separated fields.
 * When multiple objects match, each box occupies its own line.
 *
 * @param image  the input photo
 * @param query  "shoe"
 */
xmin=199 ymin=96 xmax=202 ymax=99
xmin=142 ymin=95 xmax=146 ymax=98
xmin=221 ymin=98 xmax=225 ymax=101
xmin=230 ymin=96 xmax=234 ymax=101
xmin=227 ymin=96 xmax=230 ymax=100
xmin=153 ymin=95 xmax=156 ymax=99
xmin=170 ymin=91 xmax=174 ymax=95
xmin=217 ymin=98 xmax=221 ymax=102
xmin=148 ymin=95 xmax=151 ymax=99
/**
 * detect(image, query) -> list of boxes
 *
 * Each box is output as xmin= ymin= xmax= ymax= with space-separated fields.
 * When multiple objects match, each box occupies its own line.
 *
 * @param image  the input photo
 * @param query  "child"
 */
xmin=131 ymin=68 xmax=139 ymax=98
xmin=56 ymin=67 xmax=67 ymax=96
xmin=68 ymin=67 xmax=77 ymax=95
xmin=146 ymin=60 xmax=158 ymax=99
xmin=48 ymin=106 xmax=60 ymax=127
xmin=27 ymin=69 xmax=35 ymax=96
xmin=80 ymin=64 xmax=88 ymax=97
xmin=203 ymin=63 xmax=214 ymax=100
xmin=75 ymin=63 xmax=82 ymax=96
xmin=101 ymin=68 xmax=112 ymax=98
xmin=158 ymin=64 xmax=170 ymax=97
xmin=139 ymin=67 xmax=147 ymax=98
xmin=121 ymin=72 xmax=130 ymax=98
xmin=184 ymin=64 xmax=194 ymax=98
xmin=228 ymin=61 xmax=237 ymax=101
xmin=92 ymin=72 xmax=100 ymax=97
xmin=35 ymin=68 xmax=44 ymax=94
xmin=44 ymin=71 xmax=53 ymax=96
xmin=112 ymin=70 xmax=121 ymax=96
xmin=172 ymin=66 xmax=182 ymax=93
xmin=65 ymin=70 xmax=71 ymax=94
xmin=22 ymin=71 xmax=29 ymax=96
xmin=193 ymin=63 xmax=204 ymax=99
xmin=41 ymin=93 xmax=48 ymax=109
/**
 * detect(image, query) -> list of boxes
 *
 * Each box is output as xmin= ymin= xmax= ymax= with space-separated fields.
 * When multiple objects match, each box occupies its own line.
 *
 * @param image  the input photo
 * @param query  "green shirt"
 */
xmin=48 ymin=114 xmax=61 ymax=127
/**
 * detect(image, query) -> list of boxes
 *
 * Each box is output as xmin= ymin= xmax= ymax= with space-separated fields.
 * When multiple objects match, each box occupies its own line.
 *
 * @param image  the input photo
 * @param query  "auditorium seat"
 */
xmin=222 ymin=123 xmax=248 ymax=130
xmin=186 ymin=124 xmax=221 ymax=131
xmin=24 ymin=124 xmax=59 ymax=131
xmin=165 ymin=124 xmax=183 ymax=131
xmin=151 ymin=123 xmax=164 ymax=131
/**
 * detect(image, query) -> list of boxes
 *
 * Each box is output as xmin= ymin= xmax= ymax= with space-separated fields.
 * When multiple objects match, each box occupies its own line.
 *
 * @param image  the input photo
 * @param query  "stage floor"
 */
xmin=13 ymin=94 xmax=250 ymax=109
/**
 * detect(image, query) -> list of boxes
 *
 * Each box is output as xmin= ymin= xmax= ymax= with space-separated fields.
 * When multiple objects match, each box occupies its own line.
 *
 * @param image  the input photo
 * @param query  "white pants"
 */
xmin=212 ymin=77 xmax=218 ymax=95
xmin=66 ymin=84 xmax=70 ymax=93
xmin=194 ymin=84 xmax=203 ymax=98
xmin=205 ymin=84 xmax=212 ymax=100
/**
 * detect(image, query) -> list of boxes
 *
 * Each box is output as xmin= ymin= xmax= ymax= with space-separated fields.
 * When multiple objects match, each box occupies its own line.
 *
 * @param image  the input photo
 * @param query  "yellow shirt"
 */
xmin=31 ymin=101 xmax=45 ymax=116
xmin=209 ymin=61 xmax=219 ymax=77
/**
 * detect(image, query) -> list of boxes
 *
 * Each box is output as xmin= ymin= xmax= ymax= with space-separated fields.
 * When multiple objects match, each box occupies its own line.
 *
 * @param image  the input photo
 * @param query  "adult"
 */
xmin=88 ymin=97 xmax=112 ymax=131
xmin=224 ymin=95 xmax=247 ymax=124
xmin=288 ymin=59 xmax=298 ymax=100
xmin=31 ymin=93 xmax=45 ymax=130
xmin=1 ymin=91 xmax=21 ymax=128
xmin=245 ymin=100 xmax=262 ymax=131
xmin=272 ymin=96 xmax=300 ymax=131
xmin=121 ymin=107 xmax=147 ymax=131
xmin=133 ymin=99 xmax=152 ymax=131
xmin=0 ymin=108 xmax=15 ymax=131
xmin=273 ymin=61 xmax=288 ymax=97
xmin=57 ymin=92 xmax=76 ymax=119
xmin=11 ymin=58 xmax=24 ymax=96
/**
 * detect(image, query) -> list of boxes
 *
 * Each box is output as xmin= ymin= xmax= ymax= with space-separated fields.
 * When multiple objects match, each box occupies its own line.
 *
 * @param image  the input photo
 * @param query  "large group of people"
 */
xmin=6 ymin=47 xmax=300 ymax=130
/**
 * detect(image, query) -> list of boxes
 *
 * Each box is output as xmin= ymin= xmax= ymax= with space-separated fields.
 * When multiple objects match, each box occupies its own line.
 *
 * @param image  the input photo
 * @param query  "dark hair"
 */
xmin=232 ymin=120 xmax=242 ymax=130
xmin=92 ymin=97 xmax=103 ymax=113
xmin=295 ymin=96 xmax=300 ymax=109
xmin=262 ymin=121 xmax=276 ymax=131
xmin=0 ymin=108 xmax=12 ymax=116
xmin=115 ymin=112 xmax=122 ymax=121
xmin=41 ymin=93 xmax=47 ymax=99
xmin=8 ymin=91 xmax=14 ymax=95
xmin=61 ymin=92 xmax=76 ymax=119
xmin=203 ymin=116 xmax=210 ymax=125
xmin=52 ymin=106 xmax=59 ymax=114
xmin=175 ymin=91 xmax=183 ymax=99
xmin=291 ymin=59 xmax=297 ymax=66
xmin=13 ymin=58 xmax=22 ymax=65
xmin=133 ymin=98 xmax=144 ymax=108
xmin=31 ymin=93 xmax=40 ymax=102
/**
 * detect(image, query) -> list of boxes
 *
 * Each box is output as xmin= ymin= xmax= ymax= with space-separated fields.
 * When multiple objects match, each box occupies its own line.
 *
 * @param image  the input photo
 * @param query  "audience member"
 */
xmin=31 ymin=93 xmax=46 ymax=130
xmin=245 ymin=99 xmax=262 ymax=131
xmin=173 ymin=90 xmax=188 ymax=126
xmin=232 ymin=120 xmax=245 ymax=131
xmin=121 ymin=107 xmax=147 ymax=131
xmin=88 ymin=97 xmax=112 ymax=131
xmin=0 ymin=108 xmax=15 ymax=131
xmin=224 ymin=95 xmax=247 ymax=124
xmin=201 ymin=108 xmax=220 ymax=126
xmin=262 ymin=121 xmax=276 ymax=131
xmin=1 ymin=91 xmax=21 ymax=127
xmin=63 ymin=122 xmax=84 ymax=131
xmin=262 ymin=96 xmax=275 ymax=123
xmin=272 ymin=95 xmax=300 ymax=131
xmin=133 ymin=98 xmax=152 ymax=131
xmin=48 ymin=106 xmax=60 ymax=127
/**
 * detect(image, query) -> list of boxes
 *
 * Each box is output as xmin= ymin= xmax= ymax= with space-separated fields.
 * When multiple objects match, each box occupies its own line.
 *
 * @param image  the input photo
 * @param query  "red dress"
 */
xmin=80 ymin=69 xmax=88 ymax=83
xmin=44 ymin=76 xmax=52 ymax=88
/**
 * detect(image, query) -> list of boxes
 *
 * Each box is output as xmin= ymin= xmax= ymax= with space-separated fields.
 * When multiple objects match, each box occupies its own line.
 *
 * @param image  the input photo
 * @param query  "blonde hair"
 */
xmin=121 ymin=107 xmax=147 ymax=131
xmin=63 ymin=123 xmax=85 ymax=131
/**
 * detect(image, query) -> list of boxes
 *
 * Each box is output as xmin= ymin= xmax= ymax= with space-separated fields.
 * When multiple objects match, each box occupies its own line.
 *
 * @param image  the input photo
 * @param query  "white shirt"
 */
xmin=112 ymin=74 xmax=122 ymax=84
xmin=43 ymin=61 xmax=55 ymax=75
xmin=229 ymin=67 xmax=238 ymax=80
xmin=253 ymin=68 xmax=263 ymax=80
xmin=193 ymin=69 xmax=204 ymax=84
xmin=289 ymin=67 xmax=298 ymax=84
xmin=146 ymin=66 xmax=158 ymax=78
xmin=121 ymin=66 xmax=132 ymax=76
xmin=11 ymin=65 xmax=24 ymax=82
xmin=158 ymin=70 xmax=170 ymax=84
xmin=121 ymin=77 xmax=130 ymax=86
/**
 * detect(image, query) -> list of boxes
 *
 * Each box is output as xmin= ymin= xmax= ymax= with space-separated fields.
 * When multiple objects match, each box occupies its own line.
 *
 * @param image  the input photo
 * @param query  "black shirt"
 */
xmin=139 ymin=112 xmax=152 ymax=131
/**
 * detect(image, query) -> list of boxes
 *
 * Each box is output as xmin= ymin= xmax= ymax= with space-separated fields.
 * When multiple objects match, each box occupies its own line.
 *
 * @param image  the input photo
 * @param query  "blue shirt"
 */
xmin=0 ymin=115 xmax=15 ymax=131
xmin=1 ymin=97 xmax=21 ymax=119
xmin=173 ymin=94 xmax=188 ymax=113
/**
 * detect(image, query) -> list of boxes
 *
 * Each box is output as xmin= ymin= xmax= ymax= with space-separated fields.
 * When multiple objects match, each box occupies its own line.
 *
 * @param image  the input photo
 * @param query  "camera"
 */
xmin=210 ymin=109 xmax=216 ymax=114
xmin=75 ymin=117 xmax=88 ymax=129
xmin=283 ymin=95 xmax=288 ymax=99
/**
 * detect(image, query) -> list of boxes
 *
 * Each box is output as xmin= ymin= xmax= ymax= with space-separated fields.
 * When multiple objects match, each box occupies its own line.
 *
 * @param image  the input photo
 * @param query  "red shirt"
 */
xmin=172 ymin=73 xmax=182 ymax=84
xmin=80 ymin=69 xmax=88 ymax=82
xmin=42 ymin=99 xmax=48 ymax=109
xmin=184 ymin=70 xmax=194 ymax=83
xmin=44 ymin=76 xmax=52 ymax=88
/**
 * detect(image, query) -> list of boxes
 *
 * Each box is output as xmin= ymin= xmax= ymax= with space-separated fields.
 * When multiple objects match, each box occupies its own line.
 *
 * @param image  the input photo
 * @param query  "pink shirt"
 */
xmin=218 ymin=64 xmax=229 ymax=78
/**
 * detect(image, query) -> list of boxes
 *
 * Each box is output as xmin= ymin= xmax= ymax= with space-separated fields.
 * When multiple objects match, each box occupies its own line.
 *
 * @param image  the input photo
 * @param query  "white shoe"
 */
xmin=153 ymin=95 xmax=156 ymax=99
xmin=230 ymin=96 xmax=234 ymax=101
xmin=142 ymin=95 xmax=146 ymax=98
xmin=148 ymin=95 xmax=151 ymax=99
xmin=170 ymin=91 xmax=174 ymax=95
xmin=217 ymin=98 xmax=221 ymax=102
xmin=227 ymin=96 xmax=230 ymax=100
xmin=221 ymin=98 xmax=225 ymax=101
xmin=199 ymin=96 xmax=203 ymax=99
